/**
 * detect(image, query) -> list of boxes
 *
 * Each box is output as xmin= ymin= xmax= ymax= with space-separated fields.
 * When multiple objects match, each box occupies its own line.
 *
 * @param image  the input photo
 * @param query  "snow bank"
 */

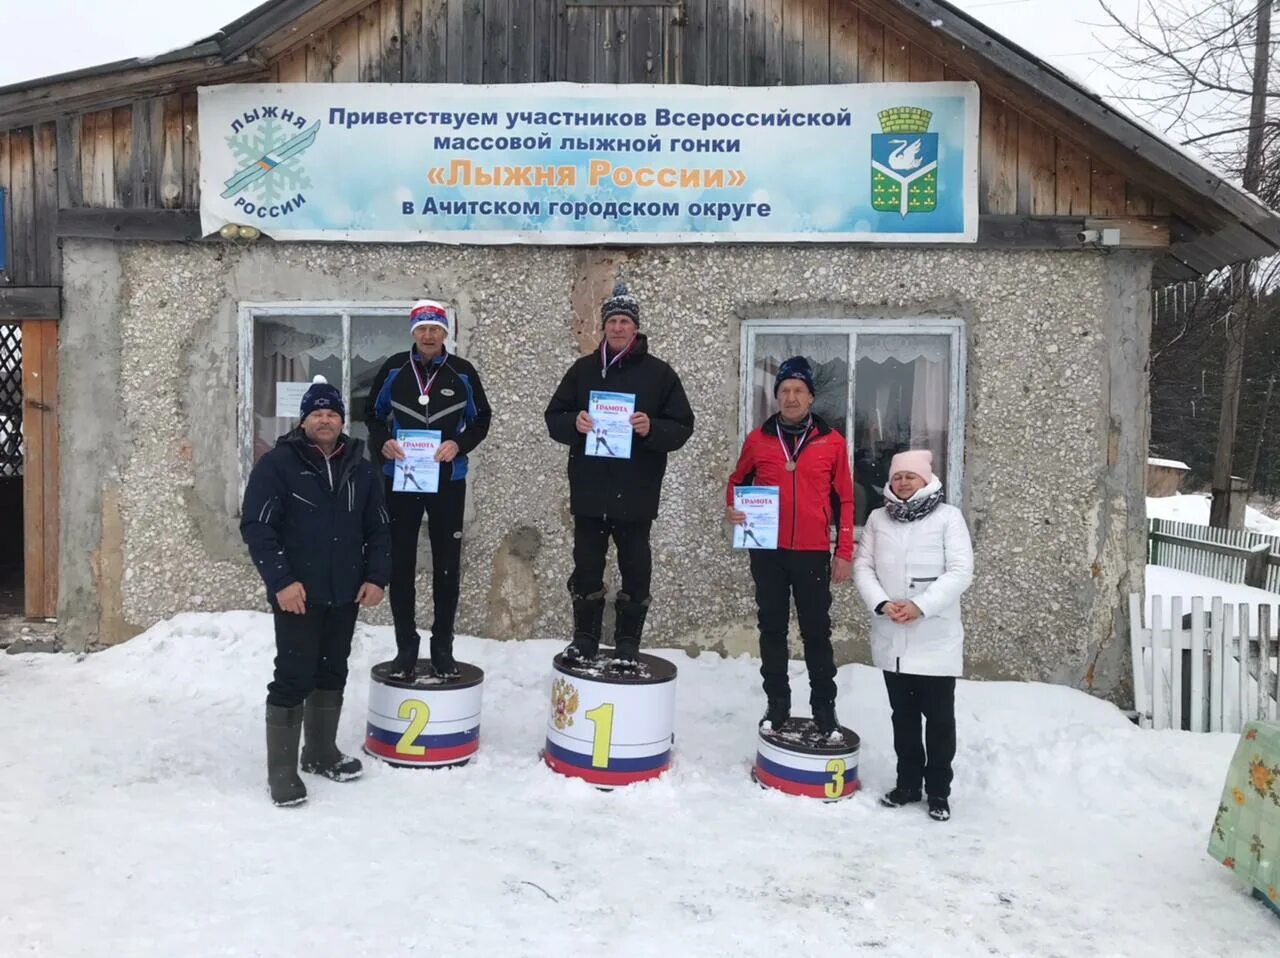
xmin=1 ymin=613 xmax=1273 ymax=955
xmin=1148 ymin=492 xmax=1280 ymax=536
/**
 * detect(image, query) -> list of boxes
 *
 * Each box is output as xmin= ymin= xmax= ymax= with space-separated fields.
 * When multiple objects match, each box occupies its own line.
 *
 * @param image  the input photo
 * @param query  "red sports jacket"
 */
xmin=725 ymin=414 xmax=855 ymax=560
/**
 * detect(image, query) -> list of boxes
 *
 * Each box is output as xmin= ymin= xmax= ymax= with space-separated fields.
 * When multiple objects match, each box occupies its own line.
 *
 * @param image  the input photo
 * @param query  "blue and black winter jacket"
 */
xmin=240 ymin=430 xmax=392 ymax=608
xmin=362 ymin=347 xmax=491 ymax=483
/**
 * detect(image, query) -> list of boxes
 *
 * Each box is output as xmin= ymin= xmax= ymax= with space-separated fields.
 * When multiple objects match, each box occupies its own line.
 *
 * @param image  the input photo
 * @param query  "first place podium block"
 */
xmin=543 ymin=650 xmax=677 ymax=788
xmin=364 ymin=661 xmax=483 ymax=769
xmin=752 ymin=721 xmax=861 ymax=800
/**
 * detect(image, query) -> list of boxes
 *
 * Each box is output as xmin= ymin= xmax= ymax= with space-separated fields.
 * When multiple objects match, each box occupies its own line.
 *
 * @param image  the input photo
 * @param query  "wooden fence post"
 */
xmin=1244 ymin=543 xmax=1272 ymax=589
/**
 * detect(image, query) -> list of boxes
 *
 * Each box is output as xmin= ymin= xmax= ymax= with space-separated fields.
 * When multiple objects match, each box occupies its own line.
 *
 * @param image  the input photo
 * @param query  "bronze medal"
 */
xmin=785 ymin=461 xmax=797 ymax=472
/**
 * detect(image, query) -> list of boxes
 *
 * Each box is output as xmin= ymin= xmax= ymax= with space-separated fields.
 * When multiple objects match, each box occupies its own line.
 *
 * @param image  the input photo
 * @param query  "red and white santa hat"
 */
xmin=409 ymin=299 xmax=450 ymax=335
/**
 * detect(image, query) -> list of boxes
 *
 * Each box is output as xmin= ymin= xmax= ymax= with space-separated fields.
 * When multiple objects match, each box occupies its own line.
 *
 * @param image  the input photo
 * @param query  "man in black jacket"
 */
xmin=364 ymin=300 xmax=492 ymax=679
xmin=545 ymin=281 xmax=695 ymax=664
xmin=241 ymin=377 xmax=392 ymax=807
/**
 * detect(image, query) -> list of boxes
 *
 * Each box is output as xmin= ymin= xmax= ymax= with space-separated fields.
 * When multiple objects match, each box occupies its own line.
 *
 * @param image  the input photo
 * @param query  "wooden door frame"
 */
xmin=17 ymin=318 xmax=58 ymax=619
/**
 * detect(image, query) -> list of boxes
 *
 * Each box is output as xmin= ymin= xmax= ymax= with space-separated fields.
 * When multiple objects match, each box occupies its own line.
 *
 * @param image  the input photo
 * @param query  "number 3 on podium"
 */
xmin=824 ymin=758 xmax=846 ymax=799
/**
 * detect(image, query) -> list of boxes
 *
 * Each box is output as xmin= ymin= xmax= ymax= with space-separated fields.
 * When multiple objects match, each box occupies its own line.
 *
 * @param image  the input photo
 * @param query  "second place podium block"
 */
xmin=363 ymin=660 xmax=483 ymax=769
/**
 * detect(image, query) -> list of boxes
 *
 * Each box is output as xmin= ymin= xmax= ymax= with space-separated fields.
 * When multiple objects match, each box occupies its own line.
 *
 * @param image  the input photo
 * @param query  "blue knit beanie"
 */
xmin=774 ymin=356 xmax=816 ymax=396
xmin=300 ymin=375 xmax=345 ymax=421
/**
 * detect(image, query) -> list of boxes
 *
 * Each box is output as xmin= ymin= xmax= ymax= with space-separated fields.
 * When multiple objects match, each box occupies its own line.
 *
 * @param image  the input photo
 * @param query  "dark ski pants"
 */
xmin=749 ymin=548 xmax=836 ymax=709
xmin=571 ymin=516 xmax=652 ymax=601
xmin=385 ymin=475 xmax=466 ymax=644
xmin=266 ymin=603 xmax=359 ymax=707
xmin=883 ymin=670 xmax=957 ymax=798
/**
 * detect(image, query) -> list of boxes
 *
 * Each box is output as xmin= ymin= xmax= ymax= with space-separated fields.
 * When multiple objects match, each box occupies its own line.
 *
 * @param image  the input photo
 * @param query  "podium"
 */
xmin=363 ymin=661 xmax=483 ymax=769
xmin=543 ymin=650 xmax=677 ymax=788
xmin=752 ymin=720 xmax=860 ymax=800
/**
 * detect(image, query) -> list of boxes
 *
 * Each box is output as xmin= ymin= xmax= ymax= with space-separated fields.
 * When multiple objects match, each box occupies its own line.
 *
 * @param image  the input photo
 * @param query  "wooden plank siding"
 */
xmin=21 ymin=318 xmax=59 ymax=619
xmin=0 ymin=0 xmax=1182 ymax=288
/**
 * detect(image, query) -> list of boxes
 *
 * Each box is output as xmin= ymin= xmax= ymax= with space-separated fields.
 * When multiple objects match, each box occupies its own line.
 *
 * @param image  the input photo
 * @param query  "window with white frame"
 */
xmin=740 ymin=319 xmax=966 ymax=527
xmin=237 ymin=302 xmax=456 ymax=488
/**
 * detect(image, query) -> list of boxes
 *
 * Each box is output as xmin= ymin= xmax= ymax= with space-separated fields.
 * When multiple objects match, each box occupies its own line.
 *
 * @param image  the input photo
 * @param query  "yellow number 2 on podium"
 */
xmin=396 ymin=698 xmax=431 ymax=756
xmin=584 ymin=702 xmax=615 ymax=769
xmin=824 ymin=758 xmax=846 ymax=799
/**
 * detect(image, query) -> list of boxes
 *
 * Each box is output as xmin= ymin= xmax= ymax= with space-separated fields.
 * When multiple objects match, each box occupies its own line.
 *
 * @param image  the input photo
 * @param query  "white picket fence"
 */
xmin=1128 ymin=594 xmax=1280 ymax=732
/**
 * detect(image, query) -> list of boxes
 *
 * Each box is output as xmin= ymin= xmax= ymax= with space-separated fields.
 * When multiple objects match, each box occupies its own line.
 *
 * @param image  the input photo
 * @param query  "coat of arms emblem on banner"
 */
xmin=871 ymin=107 xmax=939 ymax=217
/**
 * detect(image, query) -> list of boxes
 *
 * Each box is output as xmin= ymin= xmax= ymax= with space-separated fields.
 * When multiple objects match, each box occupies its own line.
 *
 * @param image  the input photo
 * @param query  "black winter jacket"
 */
xmin=240 ymin=430 xmax=392 ymax=608
xmin=545 ymin=334 xmax=695 ymax=521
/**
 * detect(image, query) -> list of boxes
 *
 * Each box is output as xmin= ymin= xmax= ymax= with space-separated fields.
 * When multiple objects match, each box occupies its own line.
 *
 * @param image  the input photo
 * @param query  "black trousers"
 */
xmin=385 ymin=475 xmax=466 ymax=644
xmin=883 ymin=670 xmax=957 ymax=798
xmin=748 ymin=549 xmax=836 ymax=709
xmin=571 ymin=517 xmax=652 ymax=600
xmin=266 ymin=604 xmax=359 ymax=708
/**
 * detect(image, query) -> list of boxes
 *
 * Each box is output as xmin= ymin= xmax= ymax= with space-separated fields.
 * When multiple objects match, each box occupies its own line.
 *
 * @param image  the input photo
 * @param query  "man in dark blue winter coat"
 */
xmin=363 ymin=300 xmax=492 ymax=679
xmin=545 ymin=281 xmax=695 ymax=665
xmin=241 ymin=377 xmax=391 ymax=807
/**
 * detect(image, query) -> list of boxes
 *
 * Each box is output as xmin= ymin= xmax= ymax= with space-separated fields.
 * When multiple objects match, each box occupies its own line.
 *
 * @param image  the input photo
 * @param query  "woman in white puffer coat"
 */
xmin=854 ymin=449 xmax=973 ymax=822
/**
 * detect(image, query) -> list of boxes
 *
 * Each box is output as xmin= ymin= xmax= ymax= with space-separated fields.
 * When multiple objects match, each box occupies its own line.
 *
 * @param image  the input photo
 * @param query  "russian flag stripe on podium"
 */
xmin=753 ymin=752 xmax=859 ymax=798
xmin=543 ymin=740 xmax=671 ymax=786
xmin=364 ymin=723 xmax=479 ymax=764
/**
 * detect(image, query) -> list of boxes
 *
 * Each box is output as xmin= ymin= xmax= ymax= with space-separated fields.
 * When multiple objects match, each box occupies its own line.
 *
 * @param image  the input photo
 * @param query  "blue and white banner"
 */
xmin=198 ymin=82 xmax=979 ymax=244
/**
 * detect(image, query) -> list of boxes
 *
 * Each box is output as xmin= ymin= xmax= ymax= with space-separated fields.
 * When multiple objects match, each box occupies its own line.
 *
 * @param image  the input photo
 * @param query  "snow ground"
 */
xmin=1147 ymin=564 xmax=1280 ymax=628
xmin=1148 ymin=493 xmax=1280 ymax=537
xmin=3 ymin=613 xmax=1276 ymax=956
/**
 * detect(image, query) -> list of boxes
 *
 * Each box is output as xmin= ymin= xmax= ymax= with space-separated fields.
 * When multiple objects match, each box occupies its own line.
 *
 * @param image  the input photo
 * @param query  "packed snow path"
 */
xmin=1 ymin=612 xmax=1273 ymax=955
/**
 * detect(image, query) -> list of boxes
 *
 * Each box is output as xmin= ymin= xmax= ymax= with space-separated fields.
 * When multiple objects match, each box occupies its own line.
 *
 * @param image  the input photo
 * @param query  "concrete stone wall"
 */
xmin=57 ymin=239 xmax=1153 ymax=702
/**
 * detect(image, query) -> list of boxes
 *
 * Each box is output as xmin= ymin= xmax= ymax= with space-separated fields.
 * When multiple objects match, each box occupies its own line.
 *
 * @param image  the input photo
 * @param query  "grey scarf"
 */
xmin=885 ymin=487 xmax=944 ymax=523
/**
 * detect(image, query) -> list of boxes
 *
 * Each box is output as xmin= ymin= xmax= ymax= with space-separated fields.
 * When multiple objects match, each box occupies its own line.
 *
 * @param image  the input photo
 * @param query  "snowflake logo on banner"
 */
xmin=551 ymin=677 xmax=580 ymax=730
xmin=222 ymin=117 xmax=318 ymax=204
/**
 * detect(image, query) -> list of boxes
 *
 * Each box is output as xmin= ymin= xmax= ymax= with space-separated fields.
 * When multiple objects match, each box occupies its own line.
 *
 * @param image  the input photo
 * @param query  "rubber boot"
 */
xmin=299 ymin=689 xmax=363 ymax=782
xmin=564 ymin=587 xmax=606 ymax=661
xmin=266 ymin=703 xmax=307 ymax=807
xmin=612 ymin=592 xmax=651 ymax=666
xmin=430 ymin=632 xmax=459 ymax=677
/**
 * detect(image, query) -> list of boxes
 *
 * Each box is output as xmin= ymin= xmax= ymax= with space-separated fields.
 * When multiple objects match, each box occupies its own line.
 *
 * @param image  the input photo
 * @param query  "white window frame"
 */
xmin=237 ymin=300 xmax=454 ymax=495
xmin=739 ymin=317 xmax=967 ymax=507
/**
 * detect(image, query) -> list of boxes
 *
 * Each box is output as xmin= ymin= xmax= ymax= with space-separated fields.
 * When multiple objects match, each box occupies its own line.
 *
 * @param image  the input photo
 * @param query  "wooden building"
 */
xmin=1 ymin=0 xmax=1277 ymax=701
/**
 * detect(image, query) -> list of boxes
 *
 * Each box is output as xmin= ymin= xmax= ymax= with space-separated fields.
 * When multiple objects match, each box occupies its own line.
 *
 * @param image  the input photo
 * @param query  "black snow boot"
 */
xmin=612 ymin=592 xmax=650 ymax=666
xmin=300 ymin=689 xmax=363 ymax=781
xmin=760 ymin=696 xmax=791 ymax=730
xmin=430 ymin=632 xmax=459 ymax=677
xmin=928 ymin=796 xmax=951 ymax=822
xmin=390 ymin=630 xmax=420 ymax=679
xmin=266 ymin=703 xmax=307 ymax=807
xmin=880 ymin=786 xmax=923 ymax=808
xmin=564 ymin=587 xmax=606 ymax=661
xmin=812 ymin=701 xmax=839 ymax=736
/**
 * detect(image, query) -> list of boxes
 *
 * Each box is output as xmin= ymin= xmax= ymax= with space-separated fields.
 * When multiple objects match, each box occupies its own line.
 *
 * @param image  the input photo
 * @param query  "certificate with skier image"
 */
xmin=586 ymin=390 xmax=635 ymax=459
xmin=733 ymin=486 xmax=779 ymax=550
xmin=392 ymin=430 xmax=441 ymax=493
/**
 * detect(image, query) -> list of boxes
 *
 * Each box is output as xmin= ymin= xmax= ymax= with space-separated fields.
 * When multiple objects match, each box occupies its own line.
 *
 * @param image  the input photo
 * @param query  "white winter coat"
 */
xmin=853 ymin=480 xmax=974 ymax=677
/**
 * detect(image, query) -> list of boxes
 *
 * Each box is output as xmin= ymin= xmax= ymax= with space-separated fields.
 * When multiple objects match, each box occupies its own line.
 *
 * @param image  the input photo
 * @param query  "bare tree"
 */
xmin=1100 ymin=0 xmax=1276 ymax=526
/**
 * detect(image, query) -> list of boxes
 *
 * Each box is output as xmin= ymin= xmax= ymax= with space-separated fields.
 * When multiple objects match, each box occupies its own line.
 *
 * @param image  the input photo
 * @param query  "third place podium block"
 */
xmin=543 ymin=650 xmax=677 ymax=788
xmin=752 ymin=720 xmax=861 ymax=800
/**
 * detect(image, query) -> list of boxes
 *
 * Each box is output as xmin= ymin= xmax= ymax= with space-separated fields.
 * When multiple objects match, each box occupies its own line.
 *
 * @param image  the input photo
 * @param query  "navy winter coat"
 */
xmin=240 ymin=429 xmax=392 ymax=608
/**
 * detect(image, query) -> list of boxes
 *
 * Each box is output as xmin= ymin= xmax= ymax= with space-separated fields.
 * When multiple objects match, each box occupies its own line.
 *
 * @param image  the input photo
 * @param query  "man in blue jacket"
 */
xmin=241 ymin=377 xmax=391 ymax=807
xmin=364 ymin=300 xmax=492 ymax=679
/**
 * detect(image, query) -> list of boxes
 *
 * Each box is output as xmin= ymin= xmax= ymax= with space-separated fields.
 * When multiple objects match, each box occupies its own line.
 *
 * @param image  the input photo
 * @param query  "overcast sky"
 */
xmin=0 ymin=0 xmax=1142 ymax=96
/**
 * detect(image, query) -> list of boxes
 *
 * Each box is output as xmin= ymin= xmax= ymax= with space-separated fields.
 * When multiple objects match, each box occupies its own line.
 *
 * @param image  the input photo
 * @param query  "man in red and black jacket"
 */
xmin=726 ymin=356 xmax=854 ymax=735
